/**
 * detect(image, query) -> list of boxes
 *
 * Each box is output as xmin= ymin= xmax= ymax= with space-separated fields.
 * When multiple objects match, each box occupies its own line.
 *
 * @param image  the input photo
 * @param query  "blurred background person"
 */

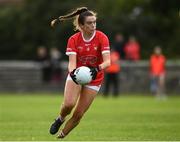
xmin=103 ymin=48 xmax=120 ymax=97
xmin=150 ymin=46 xmax=166 ymax=100
xmin=36 ymin=46 xmax=51 ymax=83
xmin=124 ymin=36 xmax=140 ymax=61
xmin=113 ymin=33 xmax=125 ymax=60
xmin=50 ymin=47 xmax=62 ymax=83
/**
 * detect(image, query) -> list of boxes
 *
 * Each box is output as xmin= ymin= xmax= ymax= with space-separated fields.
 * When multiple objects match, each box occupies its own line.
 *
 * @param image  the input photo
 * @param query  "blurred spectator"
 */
xmin=103 ymin=48 xmax=120 ymax=97
xmin=150 ymin=46 xmax=166 ymax=100
xmin=50 ymin=47 xmax=62 ymax=83
xmin=36 ymin=46 xmax=51 ymax=82
xmin=113 ymin=33 xmax=125 ymax=59
xmin=124 ymin=36 xmax=140 ymax=61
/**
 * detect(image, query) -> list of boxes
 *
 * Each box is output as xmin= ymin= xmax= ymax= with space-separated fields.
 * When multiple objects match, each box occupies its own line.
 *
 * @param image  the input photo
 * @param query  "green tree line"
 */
xmin=0 ymin=0 xmax=179 ymax=60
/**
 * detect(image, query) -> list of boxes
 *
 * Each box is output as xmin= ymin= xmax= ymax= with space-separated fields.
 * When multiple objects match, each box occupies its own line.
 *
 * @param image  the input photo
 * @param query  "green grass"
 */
xmin=0 ymin=93 xmax=180 ymax=141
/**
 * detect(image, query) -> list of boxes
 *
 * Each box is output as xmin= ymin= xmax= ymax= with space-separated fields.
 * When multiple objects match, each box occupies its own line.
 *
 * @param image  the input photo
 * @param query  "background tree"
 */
xmin=0 ymin=0 xmax=179 ymax=60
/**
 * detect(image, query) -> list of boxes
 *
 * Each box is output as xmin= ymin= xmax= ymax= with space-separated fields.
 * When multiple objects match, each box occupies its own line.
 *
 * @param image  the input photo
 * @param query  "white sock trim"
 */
xmin=60 ymin=131 xmax=65 ymax=137
xmin=58 ymin=115 xmax=65 ymax=122
xmin=58 ymin=130 xmax=65 ymax=138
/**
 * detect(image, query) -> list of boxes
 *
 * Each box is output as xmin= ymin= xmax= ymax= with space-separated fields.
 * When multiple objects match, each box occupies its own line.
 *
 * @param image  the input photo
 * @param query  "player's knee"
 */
xmin=62 ymin=102 xmax=75 ymax=112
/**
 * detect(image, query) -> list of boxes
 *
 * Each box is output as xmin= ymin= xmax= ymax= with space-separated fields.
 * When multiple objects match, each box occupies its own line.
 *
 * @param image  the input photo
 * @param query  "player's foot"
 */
xmin=57 ymin=130 xmax=66 ymax=139
xmin=49 ymin=118 xmax=64 ymax=135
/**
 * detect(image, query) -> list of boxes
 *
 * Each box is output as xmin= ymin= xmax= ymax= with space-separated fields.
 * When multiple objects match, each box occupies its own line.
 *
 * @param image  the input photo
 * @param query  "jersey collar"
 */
xmin=81 ymin=31 xmax=96 ymax=42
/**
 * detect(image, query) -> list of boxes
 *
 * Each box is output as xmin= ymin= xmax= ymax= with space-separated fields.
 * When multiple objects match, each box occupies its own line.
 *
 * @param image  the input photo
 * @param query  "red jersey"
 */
xmin=124 ymin=41 xmax=140 ymax=61
xmin=66 ymin=30 xmax=110 ymax=86
xmin=105 ymin=51 xmax=120 ymax=73
xmin=150 ymin=54 xmax=166 ymax=76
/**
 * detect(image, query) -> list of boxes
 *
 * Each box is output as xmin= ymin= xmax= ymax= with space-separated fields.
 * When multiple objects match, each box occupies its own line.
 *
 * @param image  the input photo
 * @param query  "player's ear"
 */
xmin=79 ymin=24 xmax=84 ymax=30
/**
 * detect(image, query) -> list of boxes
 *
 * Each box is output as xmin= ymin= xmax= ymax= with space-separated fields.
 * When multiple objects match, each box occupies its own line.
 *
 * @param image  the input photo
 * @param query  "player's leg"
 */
xmin=150 ymin=75 xmax=158 ymax=95
xmin=156 ymin=76 xmax=161 ymax=99
xmin=159 ymin=74 xmax=166 ymax=99
xmin=50 ymin=76 xmax=81 ymax=135
xmin=58 ymin=86 xmax=98 ymax=138
xmin=60 ymin=79 xmax=81 ymax=119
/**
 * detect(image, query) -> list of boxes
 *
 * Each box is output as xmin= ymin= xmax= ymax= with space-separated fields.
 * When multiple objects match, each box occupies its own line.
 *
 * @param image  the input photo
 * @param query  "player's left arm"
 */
xmin=99 ymin=52 xmax=111 ymax=70
xmin=99 ymin=32 xmax=111 ymax=70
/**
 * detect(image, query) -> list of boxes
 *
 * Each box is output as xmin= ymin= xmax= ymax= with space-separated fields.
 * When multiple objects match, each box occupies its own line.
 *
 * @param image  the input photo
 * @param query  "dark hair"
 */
xmin=51 ymin=7 xmax=96 ymax=31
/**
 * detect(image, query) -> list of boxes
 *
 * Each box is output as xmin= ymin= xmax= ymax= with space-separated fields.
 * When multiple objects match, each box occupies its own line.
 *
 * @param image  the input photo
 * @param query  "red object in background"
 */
xmin=124 ymin=41 xmax=140 ymax=61
xmin=106 ymin=51 xmax=120 ymax=73
xmin=150 ymin=54 xmax=166 ymax=76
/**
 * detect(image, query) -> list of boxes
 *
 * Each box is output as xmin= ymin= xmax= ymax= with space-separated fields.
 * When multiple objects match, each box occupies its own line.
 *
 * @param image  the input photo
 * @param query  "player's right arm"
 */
xmin=68 ymin=54 xmax=77 ymax=72
xmin=66 ymin=36 xmax=77 ymax=72
xmin=66 ymin=36 xmax=79 ymax=84
xmin=68 ymin=54 xmax=79 ymax=84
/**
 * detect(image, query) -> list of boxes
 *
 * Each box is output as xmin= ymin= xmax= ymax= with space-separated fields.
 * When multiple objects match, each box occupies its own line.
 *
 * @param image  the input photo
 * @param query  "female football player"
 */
xmin=49 ymin=7 xmax=111 ymax=138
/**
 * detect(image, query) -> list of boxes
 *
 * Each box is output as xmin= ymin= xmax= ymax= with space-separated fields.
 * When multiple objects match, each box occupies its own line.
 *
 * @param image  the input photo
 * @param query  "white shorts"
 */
xmin=66 ymin=75 xmax=101 ymax=92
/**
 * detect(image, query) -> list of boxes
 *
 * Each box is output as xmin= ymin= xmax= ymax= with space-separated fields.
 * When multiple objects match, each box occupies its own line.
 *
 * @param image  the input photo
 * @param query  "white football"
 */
xmin=74 ymin=66 xmax=92 ymax=85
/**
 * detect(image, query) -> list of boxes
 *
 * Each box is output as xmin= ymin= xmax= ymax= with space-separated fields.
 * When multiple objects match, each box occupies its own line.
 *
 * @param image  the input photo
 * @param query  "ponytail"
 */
xmin=51 ymin=7 xmax=88 ymax=27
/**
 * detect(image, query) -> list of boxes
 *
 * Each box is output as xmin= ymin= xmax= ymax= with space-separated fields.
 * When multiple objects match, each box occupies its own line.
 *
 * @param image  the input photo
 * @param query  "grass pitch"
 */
xmin=0 ymin=93 xmax=180 ymax=141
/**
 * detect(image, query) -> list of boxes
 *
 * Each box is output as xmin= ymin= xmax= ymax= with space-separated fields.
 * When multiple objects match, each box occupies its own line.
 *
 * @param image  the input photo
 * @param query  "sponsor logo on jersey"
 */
xmin=79 ymin=55 xmax=97 ymax=65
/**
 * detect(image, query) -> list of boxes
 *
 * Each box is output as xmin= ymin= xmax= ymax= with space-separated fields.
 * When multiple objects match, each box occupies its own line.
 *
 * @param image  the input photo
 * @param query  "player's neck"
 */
xmin=81 ymin=31 xmax=96 ymax=42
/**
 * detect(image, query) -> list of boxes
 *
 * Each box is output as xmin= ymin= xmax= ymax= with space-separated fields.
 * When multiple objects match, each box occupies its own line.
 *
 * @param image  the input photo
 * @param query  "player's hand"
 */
xmin=70 ymin=69 xmax=78 ymax=84
xmin=89 ymin=66 xmax=100 ymax=80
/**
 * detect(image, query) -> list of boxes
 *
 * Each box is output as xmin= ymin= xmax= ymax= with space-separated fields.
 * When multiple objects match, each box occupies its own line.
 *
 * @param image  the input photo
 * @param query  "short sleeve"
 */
xmin=66 ymin=37 xmax=77 ymax=56
xmin=100 ymin=33 xmax=110 ymax=54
